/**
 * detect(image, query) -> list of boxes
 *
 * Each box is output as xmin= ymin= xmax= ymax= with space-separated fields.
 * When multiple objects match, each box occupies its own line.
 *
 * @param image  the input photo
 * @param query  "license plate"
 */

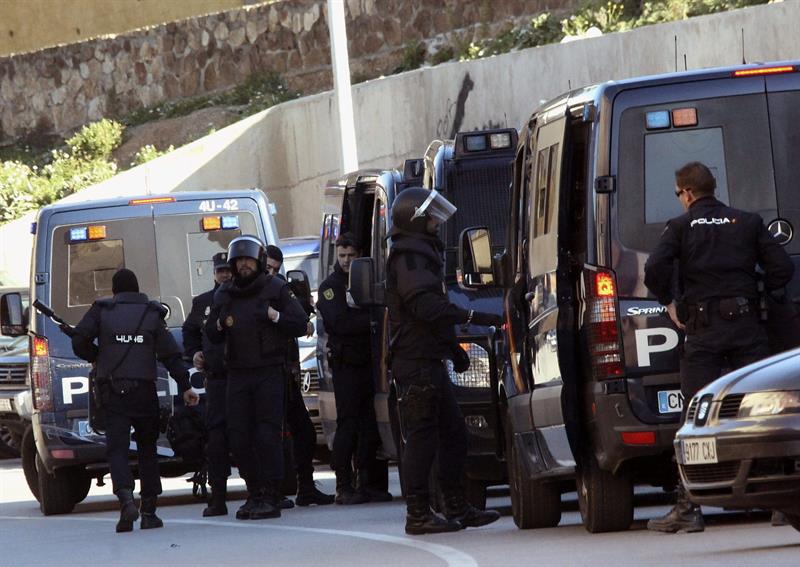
xmin=682 ymin=437 xmax=718 ymax=465
xmin=657 ymin=389 xmax=684 ymax=414
xmin=0 ymin=398 xmax=12 ymax=412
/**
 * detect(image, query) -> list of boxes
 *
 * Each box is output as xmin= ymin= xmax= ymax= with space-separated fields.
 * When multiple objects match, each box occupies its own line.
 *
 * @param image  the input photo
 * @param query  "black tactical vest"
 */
xmin=215 ymin=274 xmax=291 ymax=369
xmin=96 ymin=293 xmax=164 ymax=381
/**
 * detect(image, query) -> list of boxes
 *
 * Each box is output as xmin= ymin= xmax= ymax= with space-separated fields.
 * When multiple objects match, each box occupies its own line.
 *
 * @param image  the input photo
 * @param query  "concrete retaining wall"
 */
xmin=1 ymin=2 xmax=798 ymax=286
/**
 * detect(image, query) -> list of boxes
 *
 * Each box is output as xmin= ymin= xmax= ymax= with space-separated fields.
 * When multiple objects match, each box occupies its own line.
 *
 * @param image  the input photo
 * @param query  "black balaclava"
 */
xmin=112 ymin=268 xmax=139 ymax=294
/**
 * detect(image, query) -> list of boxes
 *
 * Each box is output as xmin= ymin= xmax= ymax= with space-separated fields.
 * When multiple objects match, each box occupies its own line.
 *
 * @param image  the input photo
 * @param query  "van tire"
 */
xmin=506 ymin=415 xmax=561 ymax=529
xmin=577 ymin=453 xmax=633 ymax=533
xmin=71 ymin=473 xmax=92 ymax=504
xmin=36 ymin=453 xmax=80 ymax=515
xmin=21 ymin=425 xmax=40 ymax=501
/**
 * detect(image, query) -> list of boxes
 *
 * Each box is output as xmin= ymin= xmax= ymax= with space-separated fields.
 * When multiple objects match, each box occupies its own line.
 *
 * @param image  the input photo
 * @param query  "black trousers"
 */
xmin=682 ymin=310 xmax=770 ymax=401
xmin=285 ymin=377 xmax=315 ymax=482
xmin=105 ymin=381 xmax=162 ymax=498
xmin=226 ymin=366 xmax=285 ymax=493
xmin=204 ymin=376 xmax=230 ymax=488
xmin=392 ymin=359 xmax=467 ymax=499
xmin=331 ymin=363 xmax=377 ymax=475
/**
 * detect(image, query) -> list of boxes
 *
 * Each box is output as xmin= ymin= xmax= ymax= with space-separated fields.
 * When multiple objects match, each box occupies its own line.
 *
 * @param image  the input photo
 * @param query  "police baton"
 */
xmin=33 ymin=299 xmax=76 ymax=337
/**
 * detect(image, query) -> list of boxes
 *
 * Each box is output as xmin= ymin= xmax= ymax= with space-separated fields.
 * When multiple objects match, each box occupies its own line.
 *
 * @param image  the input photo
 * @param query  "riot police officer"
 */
xmin=644 ymin=161 xmax=794 ymax=533
xmin=71 ymin=268 xmax=199 ymax=533
xmin=386 ymin=188 xmax=502 ymax=535
xmin=317 ymin=233 xmax=391 ymax=505
xmin=264 ymin=244 xmax=334 ymax=507
xmin=205 ymin=236 xmax=308 ymax=520
xmin=182 ymin=252 xmax=232 ymax=516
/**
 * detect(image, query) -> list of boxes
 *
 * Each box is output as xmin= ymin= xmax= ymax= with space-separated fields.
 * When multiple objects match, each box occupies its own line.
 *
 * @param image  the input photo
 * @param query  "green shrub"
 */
xmin=394 ymin=40 xmax=428 ymax=73
xmin=66 ymin=118 xmax=124 ymax=161
xmin=430 ymin=46 xmax=455 ymax=66
xmin=132 ymin=144 xmax=175 ymax=167
xmin=562 ymin=1 xmax=630 ymax=36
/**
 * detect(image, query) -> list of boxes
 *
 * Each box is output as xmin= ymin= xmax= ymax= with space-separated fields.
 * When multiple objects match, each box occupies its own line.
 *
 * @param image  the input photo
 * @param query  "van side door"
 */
xmin=525 ymin=110 xmax=577 ymax=470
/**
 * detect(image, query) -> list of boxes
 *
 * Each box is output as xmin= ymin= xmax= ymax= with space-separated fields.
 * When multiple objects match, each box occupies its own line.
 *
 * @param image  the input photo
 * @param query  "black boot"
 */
xmin=279 ymin=496 xmax=295 ymax=510
xmin=203 ymin=485 xmax=228 ymax=517
xmin=236 ymin=491 xmax=259 ymax=520
xmin=356 ymin=469 xmax=393 ymax=503
xmin=249 ymin=484 xmax=281 ymax=520
xmin=335 ymin=469 xmax=369 ymax=505
xmin=405 ymin=494 xmax=462 ymax=535
xmin=140 ymin=496 xmax=164 ymax=530
xmin=296 ymin=473 xmax=334 ymax=506
xmin=647 ymin=485 xmax=704 ymax=533
xmin=115 ymin=489 xmax=139 ymax=533
xmin=443 ymin=490 xmax=500 ymax=529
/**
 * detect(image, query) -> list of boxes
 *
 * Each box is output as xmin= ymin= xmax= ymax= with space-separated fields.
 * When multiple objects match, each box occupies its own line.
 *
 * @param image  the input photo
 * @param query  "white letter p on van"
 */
xmin=62 ymin=376 xmax=89 ymax=404
xmin=635 ymin=328 xmax=679 ymax=367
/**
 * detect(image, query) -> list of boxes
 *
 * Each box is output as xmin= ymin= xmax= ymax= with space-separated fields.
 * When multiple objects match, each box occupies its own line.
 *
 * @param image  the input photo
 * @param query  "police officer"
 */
xmin=71 ymin=268 xmax=199 ymax=533
xmin=386 ymin=188 xmax=502 ymax=535
xmin=205 ymin=236 xmax=308 ymax=520
xmin=182 ymin=252 xmax=232 ymax=516
xmin=644 ymin=161 xmax=794 ymax=533
xmin=264 ymin=244 xmax=335 ymax=507
xmin=317 ymin=233 xmax=391 ymax=505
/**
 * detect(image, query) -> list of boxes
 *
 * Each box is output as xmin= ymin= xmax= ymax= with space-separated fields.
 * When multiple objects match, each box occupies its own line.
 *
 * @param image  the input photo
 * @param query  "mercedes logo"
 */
xmin=768 ymin=219 xmax=793 ymax=245
xmin=301 ymin=371 xmax=311 ymax=393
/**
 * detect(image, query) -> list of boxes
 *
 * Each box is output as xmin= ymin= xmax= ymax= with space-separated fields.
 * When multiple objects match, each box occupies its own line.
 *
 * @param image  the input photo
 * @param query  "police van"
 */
xmin=0 ymin=189 xmax=280 ymax=514
xmin=456 ymin=61 xmax=800 ymax=532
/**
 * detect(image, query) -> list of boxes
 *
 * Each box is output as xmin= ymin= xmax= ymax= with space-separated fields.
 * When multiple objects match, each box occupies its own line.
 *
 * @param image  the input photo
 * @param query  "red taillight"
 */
xmin=128 ymin=196 xmax=176 ymax=205
xmin=733 ymin=65 xmax=795 ymax=77
xmin=621 ymin=431 xmax=656 ymax=445
xmin=585 ymin=268 xmax=624 ymax=380
xmin=30 ymin=335 xmax=53 ymax=411
xmin=50 ymin=449 xmax=75 ymax=459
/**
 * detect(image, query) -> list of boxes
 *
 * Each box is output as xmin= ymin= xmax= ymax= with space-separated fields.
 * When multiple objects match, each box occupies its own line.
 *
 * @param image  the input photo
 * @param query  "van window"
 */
xmin=644 ymin=128 xmax=729 ymax=224
xmin=528 ymin=117 xmax=565 ymax=275
xmin=68 ymin=240 xmax=125 ymax=307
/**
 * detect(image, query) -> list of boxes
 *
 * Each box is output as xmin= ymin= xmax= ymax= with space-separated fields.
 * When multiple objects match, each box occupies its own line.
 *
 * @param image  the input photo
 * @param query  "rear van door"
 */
xmin=613 ymin=75 xmax=778 ymax=423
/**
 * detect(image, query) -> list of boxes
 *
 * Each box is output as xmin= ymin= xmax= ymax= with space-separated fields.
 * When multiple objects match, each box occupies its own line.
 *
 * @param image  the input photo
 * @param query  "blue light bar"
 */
xmin=69 ymin=227 xmax=88 ymax=242
xmin=465 ymin=135 xmax=487 ymax=152
xmin=646 ymin=111 xmax=670 ymax=130
xmin=221 ymin=215 xmax=239 ymax=229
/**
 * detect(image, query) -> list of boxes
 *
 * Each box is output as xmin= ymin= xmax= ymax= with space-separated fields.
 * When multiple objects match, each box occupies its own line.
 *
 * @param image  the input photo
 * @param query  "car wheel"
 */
xmin=505 ymin=411 xmax=561 ymax=529
xmin=576 ymin=453 xmax=633 ymax=533
xmin=21 ymin=425 xmax=40 ymax=501
xmin=36 ymin=453 xmax=80 ymax=515
xmin=0 ymin=424 xmax=20 ymax=458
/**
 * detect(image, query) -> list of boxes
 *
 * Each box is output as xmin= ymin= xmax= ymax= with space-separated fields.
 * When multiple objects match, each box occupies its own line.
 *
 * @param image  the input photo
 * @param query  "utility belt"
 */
xmin=679 ymin=297 xmax=758 ymax=334
xmin=326 ymin=341 xmax=370 ymax=369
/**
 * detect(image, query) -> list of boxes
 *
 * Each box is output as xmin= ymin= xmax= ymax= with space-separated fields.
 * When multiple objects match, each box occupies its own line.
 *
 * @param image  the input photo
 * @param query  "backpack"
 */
xmin=166 ymin=405 xmax=207 ymax=464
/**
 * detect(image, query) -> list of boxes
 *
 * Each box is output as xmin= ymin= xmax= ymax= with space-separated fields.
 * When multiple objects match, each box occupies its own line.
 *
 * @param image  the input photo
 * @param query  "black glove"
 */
xmin=471 ymin=311 xmax=503 ymax=327
xmin=451 ymin=344 xmax=471 ymax=373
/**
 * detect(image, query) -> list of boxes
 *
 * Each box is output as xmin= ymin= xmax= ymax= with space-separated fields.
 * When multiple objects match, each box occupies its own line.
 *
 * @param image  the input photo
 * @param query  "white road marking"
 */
xmin=0 ymin=515 xmax=478 ymax=567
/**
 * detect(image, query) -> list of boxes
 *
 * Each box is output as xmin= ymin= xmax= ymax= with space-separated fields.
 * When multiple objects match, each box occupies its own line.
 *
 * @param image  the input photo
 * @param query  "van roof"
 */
xmin=537 ymin=60 xmax=800 ymax=116
xmin=37 ymin=189 xmax=268 ymax=217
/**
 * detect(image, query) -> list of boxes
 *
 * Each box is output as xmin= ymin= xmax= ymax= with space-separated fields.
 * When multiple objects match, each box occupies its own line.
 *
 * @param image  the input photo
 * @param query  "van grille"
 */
xmin=685 ymin=398 xmax=698 ymax=421
xmin=301 ymin=367 xmax=319 ymax=393
xmin=683 ymin=461 xmax=740 ymax=484
xmin=718 ymin=394 xmax=744 ymax=419
xmin=0 ymin=363 xmax=27 ymax=385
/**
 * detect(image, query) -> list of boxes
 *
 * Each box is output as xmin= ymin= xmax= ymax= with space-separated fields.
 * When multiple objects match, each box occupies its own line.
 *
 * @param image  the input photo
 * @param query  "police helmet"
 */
xmin=390 ymin=187 xmax=457 ymax=235
xmin=227 ymin=235 xmax=266 ymax=273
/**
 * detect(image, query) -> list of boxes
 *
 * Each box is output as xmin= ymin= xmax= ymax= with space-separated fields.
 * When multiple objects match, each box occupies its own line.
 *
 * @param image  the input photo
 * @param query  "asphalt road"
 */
xmin=1 ymin=459 xmax=798 ymax=566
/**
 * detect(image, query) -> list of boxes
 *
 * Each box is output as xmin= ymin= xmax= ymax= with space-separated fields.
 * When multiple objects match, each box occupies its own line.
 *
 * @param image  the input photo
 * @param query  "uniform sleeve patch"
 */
xmin=323 ymin=288 xmax=334 ymax=301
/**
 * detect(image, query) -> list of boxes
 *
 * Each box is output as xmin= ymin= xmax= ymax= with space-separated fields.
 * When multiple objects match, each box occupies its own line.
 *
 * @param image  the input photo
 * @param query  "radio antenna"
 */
xmin=568 ymin=79 xmax=572 ymax=90
xmin=741 ymin=28 xmax=746 ymax=64
xmin=674 ymin=35 xmax=678 ymax=72
xmin=684 ymin=53 xmax=688 ymax=71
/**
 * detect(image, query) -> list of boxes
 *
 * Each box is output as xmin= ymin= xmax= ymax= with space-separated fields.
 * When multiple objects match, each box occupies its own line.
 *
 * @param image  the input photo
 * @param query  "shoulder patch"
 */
xmin=323 ymin=288 xmax=334 ymax=301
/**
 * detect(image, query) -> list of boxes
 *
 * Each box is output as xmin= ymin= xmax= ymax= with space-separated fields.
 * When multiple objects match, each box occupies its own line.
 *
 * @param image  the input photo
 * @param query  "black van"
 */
xmin=457 ymin=61 xmax=800 ymax=532
xmin=0 ymin=190 xmax=280 ymax=514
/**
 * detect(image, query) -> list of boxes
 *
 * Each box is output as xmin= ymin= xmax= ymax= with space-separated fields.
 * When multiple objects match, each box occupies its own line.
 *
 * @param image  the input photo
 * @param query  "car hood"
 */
xmin=696 ymin=347 xmax=800 ymax=398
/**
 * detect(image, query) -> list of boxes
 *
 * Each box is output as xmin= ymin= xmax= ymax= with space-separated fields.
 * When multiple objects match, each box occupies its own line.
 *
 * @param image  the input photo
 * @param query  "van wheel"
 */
xmin=21 ymin=425 xmax=40 ymax=501
xmin=71 ymin=473 xmax=92 ymax=504
xmin=506 ymin=415 xmax=561 ymax=529
xmin=0 ymin=424 xmax=20 ymax=458
xmin=35 ymin=454 xmax=80 ymax=515
xmin=576 ymin=453 xmax=633 ymax=533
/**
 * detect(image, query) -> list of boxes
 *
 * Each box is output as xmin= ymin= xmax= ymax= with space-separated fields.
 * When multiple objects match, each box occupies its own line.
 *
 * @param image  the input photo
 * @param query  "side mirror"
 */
xmin=287 ymin=269 xmax=313 ymax=307
xmin=457 ymin=227 xmax=495 ymax=290
xmin=349 ymin=258 xmax=384 ymax=307
xmin=1 ymin=292 xmax=27 ymax=336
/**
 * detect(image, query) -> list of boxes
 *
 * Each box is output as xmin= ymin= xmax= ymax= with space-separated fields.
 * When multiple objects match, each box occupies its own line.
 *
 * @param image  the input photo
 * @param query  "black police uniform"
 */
xmin=644 ymin=195 xmax=793 ymax=533
xmin=206 ymin=271 xmax=307 ymax=518
xmin=645 ymin=196 xmax=794 ymax=400
xmin=317 ymin=262 xmax=381 ymax=503
xmin=183 ymin=280 xmax=230 ymax=515
xmin=72 ymin=287 xmax=191 ymax=531
xmin=386 ymin=201 xmax=501 ymax=534
xmin=278 ymin=273 xmax=334 ymax=506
